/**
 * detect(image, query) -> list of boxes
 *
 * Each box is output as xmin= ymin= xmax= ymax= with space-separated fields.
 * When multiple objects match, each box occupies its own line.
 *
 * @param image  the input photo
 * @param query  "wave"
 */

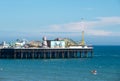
xmin=0 ymin=68 xmax=3 ymax=71
xmin=94 ymin=55 xmax=120 ymax=57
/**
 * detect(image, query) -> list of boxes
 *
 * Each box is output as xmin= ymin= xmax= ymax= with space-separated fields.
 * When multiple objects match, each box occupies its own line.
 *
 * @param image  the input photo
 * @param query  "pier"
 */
xmin=0 ymin=31 xmax=94 ymax=59
xmin=0 ymin=47 xmax=93 ymax=59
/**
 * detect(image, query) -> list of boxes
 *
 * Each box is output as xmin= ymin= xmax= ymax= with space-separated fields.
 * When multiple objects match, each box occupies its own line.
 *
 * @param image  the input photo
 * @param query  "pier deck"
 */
xmin=0 ymin=47 xmax=93 ymax=59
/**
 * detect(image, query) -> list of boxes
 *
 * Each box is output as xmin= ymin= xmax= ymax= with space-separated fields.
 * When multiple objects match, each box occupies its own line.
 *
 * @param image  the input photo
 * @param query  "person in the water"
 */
xmin=91 ymin=70 xmax=97 ymax=75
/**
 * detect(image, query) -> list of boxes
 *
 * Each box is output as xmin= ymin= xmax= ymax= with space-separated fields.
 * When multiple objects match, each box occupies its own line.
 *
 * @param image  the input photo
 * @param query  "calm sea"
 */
xmin=0 ymin=46 xmax=120 ymax=81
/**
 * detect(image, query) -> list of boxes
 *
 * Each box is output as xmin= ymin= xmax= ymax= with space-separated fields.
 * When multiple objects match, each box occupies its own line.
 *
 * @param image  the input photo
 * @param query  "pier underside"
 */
xmin=0 ymin=48 xmax=93 ymax=59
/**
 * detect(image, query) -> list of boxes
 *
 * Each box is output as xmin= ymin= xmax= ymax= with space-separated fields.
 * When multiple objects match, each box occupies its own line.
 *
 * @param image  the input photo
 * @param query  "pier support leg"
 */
xmin=56 ymin=52 xmax=58 ymax=58
xmin=67 ymin=51 xmax=69 ymax=58
xmin=62 ymin=51 xmax=64 ymax=58
xmin=14 ymin=52 xmax=16 ymax=59
xmin=32 ymin=53 xmax=34 ymax=59
xmin=73 ymin=51 xmax=75 ymax=58
xmin=55 ymin=51 xmax=57 ymax=58
xmin=91 ymin=51 xmax=93 ymax=58
xmin=26 ymin=53 xmax=27 ymax=59
xmin=14 ymin=53 xmax=16 ymax=59
xmin=85 ymin=51 xmax=88 ymax=58
xmin=38 ymin=53 xmax=40 ymax=59
xmin=80 ymin=51 xmax=82 ymax=58
xmin=55 ymin=52 xmax=57 ymax=58
xmin=0 ymin=49 xmax=1 ymax=58
xmin=32 ymin=50 xmax=34 ymax=59
xmin=50 ymin=51 xmax=52 ymax=59
xmin=72 ymin=52 xmax=74 ymax=58
xmin=21 ymin=53 xmax=23 ymax=59
xmin=74 ymin=51 xmax=77 ymax=58
xmin=44 ymin=53 xmax=46 ymax=59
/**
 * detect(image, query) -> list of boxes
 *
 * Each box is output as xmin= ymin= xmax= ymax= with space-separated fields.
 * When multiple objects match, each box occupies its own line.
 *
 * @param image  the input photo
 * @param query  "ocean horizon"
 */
xmin=0 ymin=46 xmax=120 ymax=81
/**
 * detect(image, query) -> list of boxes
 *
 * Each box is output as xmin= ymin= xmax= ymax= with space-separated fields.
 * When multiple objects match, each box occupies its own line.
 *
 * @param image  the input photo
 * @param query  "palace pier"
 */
xmin=0 ymin=31 xmax=94 ymax=59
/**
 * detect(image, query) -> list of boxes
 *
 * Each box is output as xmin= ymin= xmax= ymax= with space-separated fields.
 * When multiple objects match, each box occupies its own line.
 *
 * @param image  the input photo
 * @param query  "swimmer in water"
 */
xmin=91 ymin=70 xmax=97 ymax=75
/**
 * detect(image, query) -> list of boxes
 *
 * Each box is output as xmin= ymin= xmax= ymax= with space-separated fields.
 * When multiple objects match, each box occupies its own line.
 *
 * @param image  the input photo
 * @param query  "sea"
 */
xmin=0 ymin=46 xmax=120 ymax=81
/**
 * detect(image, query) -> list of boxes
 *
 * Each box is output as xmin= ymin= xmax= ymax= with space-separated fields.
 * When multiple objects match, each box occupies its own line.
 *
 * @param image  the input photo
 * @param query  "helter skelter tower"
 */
xmin=80 ymin=18 xmax=86 ymax=46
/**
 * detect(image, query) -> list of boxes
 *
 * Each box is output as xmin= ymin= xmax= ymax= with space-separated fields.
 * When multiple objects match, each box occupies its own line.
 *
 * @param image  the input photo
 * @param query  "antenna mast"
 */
xmin=80 ymin=18 xmax=85 ymax=46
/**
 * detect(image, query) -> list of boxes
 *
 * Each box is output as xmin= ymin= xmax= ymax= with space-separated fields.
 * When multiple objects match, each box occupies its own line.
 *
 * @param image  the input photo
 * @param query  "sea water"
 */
xmin=0 ymin=46 xmax=120 ymax=81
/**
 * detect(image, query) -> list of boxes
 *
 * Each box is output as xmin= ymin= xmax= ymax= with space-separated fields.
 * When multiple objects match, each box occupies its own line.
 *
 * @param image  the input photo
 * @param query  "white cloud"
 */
xmin=86 ymin=30 xmax=112 ymax=36
xmin=97 ymin=17 xmax=120 ymax=24
xmin=15 ymin=16 xmax=119 ymax=37
xmin=82 ymin=17 xmax=120 ymax=28
xmin=44 ymin=16 xmax=120 ymax=36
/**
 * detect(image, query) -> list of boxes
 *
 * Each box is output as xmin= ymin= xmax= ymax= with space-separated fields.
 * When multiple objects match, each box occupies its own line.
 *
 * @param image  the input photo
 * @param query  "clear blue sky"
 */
xmin=0 ymin=0 xmax=120 ymax=45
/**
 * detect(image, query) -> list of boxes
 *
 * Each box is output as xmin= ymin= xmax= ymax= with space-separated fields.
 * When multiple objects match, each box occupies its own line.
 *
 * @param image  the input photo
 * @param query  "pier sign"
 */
xmin=50 ymin=41 xmax=65 ymax=48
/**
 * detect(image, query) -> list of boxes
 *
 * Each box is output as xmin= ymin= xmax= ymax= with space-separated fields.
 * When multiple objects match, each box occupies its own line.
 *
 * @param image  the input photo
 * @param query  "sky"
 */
xmin=0 ymin=0 xmax=120 ymax=45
